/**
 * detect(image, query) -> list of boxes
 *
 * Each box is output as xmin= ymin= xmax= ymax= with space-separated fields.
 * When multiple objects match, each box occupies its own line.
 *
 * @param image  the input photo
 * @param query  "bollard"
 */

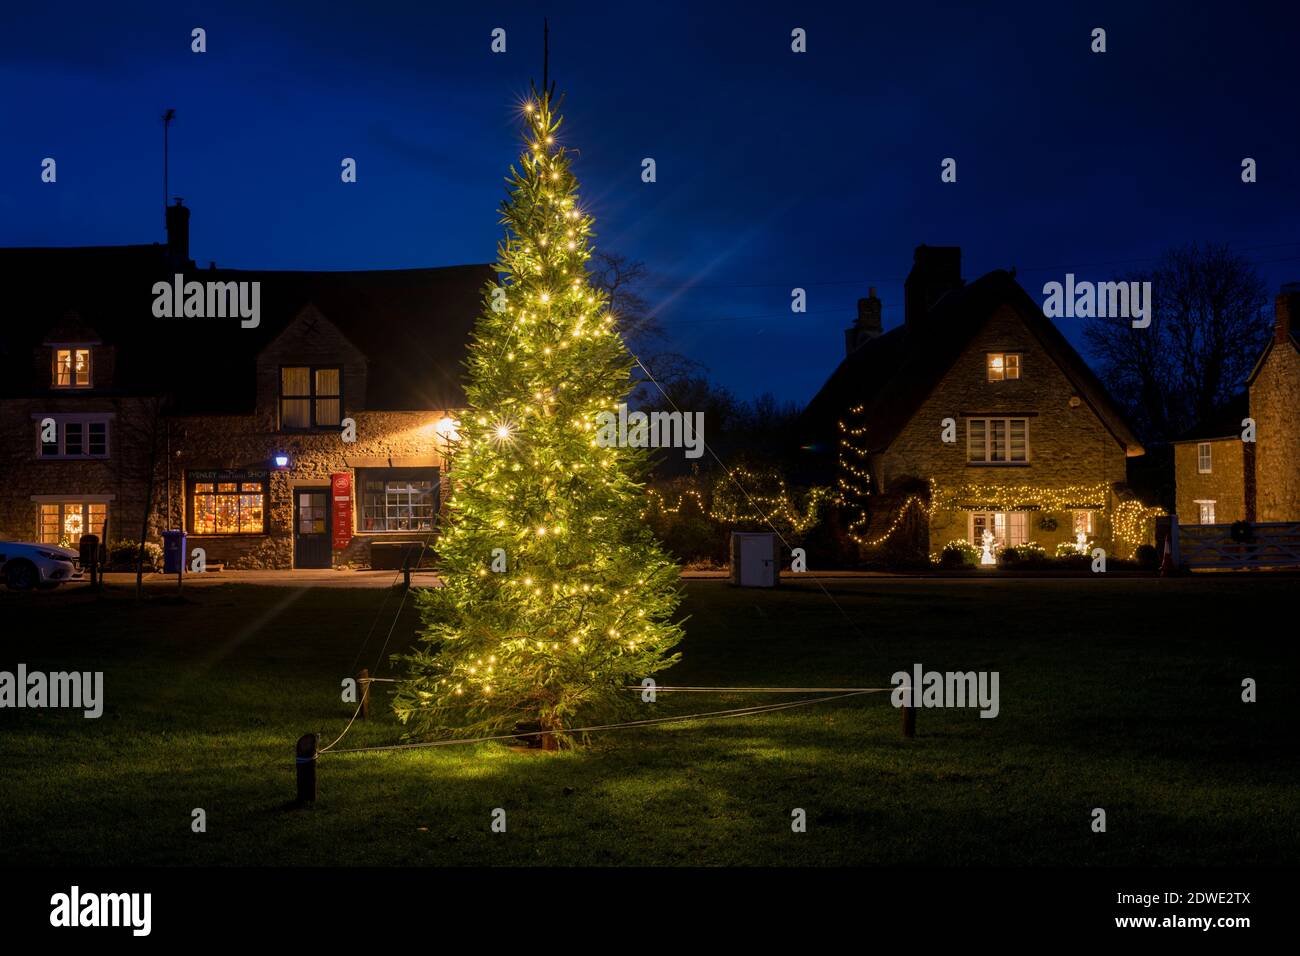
xmin=357 ymin=668 xmax=370 ymax=720
xmin=295 ymin=733 xmax=318 ymax=804
xmin=902 ymin=684 xmax=916 ymax=739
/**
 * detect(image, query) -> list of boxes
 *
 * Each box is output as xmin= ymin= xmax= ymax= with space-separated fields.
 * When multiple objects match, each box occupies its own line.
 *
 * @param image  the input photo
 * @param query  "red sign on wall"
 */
xmin=331 ymin=472 xmax=353 ymax=550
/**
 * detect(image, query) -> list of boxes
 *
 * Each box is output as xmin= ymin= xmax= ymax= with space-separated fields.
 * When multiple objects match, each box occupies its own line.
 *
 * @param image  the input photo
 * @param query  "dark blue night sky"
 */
xmin=2 ymin=1 xmax=1298 ymax=404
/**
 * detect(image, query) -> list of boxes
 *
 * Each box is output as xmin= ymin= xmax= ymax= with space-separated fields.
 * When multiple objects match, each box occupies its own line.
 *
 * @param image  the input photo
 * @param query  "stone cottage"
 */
xmin=1172 ymin=285 xmax=1300 ymax=525
xmin=0 ymin=203 xmax=491 ymax=569
xmin=799 ymin=245 xmax=1153 ymax=558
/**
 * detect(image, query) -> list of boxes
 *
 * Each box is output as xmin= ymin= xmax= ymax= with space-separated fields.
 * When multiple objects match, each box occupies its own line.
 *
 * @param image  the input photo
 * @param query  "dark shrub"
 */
xmin=107 ymin=539 xmax=163 ymax=571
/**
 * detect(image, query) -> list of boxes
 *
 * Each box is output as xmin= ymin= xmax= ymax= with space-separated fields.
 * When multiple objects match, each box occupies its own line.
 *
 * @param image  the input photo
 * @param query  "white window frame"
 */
xmin=33 ymin=412 xmax=113 ymax=460
xmin=970 ymin=511 xmax=1029 ymax=547
xmin=1197 ymin=442 xmax=1212 ymax=474
xmin=51 ymin=346 xmax=93 ymax=389
xmin=31 ymin=496 xmax=113 ymax=546
xmin=967 ymin=417 xmax=1030 ymax=464
xmin=359 ymin=468 xmax=440 ymax=533
xmin=987 ymin=352 xmax=1021 ymax=381
xmin=1194 ymin=499 xmax=1217 ymax=525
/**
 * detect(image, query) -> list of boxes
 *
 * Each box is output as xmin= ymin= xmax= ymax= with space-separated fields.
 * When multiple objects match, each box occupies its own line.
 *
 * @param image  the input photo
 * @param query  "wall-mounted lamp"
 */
xmin=435 ymin=417 xmax=461 ymax=443
xmin=272 ymin=453 xmax=291 ymax=470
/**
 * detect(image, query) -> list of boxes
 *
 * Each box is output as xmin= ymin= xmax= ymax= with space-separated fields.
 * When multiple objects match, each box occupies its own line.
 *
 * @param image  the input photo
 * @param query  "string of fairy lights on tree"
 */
xmin=393 ymin=89 xmax=684 ymax=748
xmin=836 ymin=403 xmax=873 ymax=540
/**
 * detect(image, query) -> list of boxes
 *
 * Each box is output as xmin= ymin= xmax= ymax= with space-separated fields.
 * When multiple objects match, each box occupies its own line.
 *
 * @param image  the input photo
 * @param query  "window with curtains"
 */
xmin=189 ymin=471 xmax=268 ymax=534
xmin=986 ymin=353 xmax=1021 ymax=381
xmin=280 ymin=366 xmax=341 ymax=430
xmin=970 ymin=511 xmax=1029 ymax=547
xmin=52 ymin=348 xmax=92 ymax=388
xmin=967 ymin=417 xmax=1029 ymax=464
xmin=38 ymin=501 xmax=108 ymax=546
xmin=1197 ymin=442 xmax=1212 ymax=474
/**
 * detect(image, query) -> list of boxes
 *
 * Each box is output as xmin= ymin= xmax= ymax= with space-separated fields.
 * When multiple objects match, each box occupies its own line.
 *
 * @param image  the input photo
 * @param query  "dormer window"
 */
xmin=987 ymin=353 xmax=1020 ymax=381
xmin=280 ymin=366 xmax=341 ymax=430
xmin=53 ymin=348 xmax=92 ymax=388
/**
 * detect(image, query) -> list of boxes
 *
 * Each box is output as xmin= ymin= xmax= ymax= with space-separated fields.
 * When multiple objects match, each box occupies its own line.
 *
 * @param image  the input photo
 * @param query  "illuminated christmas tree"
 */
xmin=394 ymin=89 xmax=684 ymax=748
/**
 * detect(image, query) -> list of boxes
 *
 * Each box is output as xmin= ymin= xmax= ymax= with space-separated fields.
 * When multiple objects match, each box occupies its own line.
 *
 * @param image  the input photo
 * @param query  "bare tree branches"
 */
xmin=1085 ymin=242 xmax=1269 ymax=444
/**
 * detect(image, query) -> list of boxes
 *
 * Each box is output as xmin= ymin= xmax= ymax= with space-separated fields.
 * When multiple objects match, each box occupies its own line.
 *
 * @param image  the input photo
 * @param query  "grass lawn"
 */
xmin=1 ymin=577 xmax=1296 ymax=866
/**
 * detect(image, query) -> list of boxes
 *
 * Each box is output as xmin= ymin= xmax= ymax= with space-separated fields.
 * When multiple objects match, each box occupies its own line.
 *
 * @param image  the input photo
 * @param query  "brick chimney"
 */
xmin=845 ymin=287 xmax=883 ymax=355
xmin=904 ymin=244 xmax=963 ymax=329
xmin=1276 ymin=282 xmax=1299 ymax=345
xmin=166 ymin=198 xmax=191 ymax=265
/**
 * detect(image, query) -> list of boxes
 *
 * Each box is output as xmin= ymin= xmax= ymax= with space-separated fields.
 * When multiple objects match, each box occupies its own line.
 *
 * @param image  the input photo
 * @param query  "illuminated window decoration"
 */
xmin=970 ymin=511 xmax=1028 ymax=547
xmin=52 ymin=348 xmax=92 ymax=388
xmin=280 ymin=366 xmax=341 ymax=429
xmin=827 ymin=401 xmax=1166 ymax=558
xmin=189 ymin=471 xmax=267 ymax=534
xmin=38 ymin=501 xmax=107 ymax=546
xmin=987 ymin=352 xmax=1020 ymax=381
xmin=1073 ymin=510 xmax=1096 ymax=535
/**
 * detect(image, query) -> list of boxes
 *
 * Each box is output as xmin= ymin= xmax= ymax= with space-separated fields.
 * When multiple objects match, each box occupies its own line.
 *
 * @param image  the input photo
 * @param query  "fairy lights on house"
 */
xmin=829 ymin=408 xmax=1164 ymax=557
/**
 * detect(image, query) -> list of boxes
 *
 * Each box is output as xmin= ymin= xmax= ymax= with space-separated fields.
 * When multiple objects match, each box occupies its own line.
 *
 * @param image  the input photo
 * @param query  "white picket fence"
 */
xmin=1171 ymin=519 xmax=1300 ymax=570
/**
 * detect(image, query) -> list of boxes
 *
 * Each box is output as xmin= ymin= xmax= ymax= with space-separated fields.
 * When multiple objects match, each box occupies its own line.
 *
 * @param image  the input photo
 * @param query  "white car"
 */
xmin=0 ymin=541 xmax=82 ymax=591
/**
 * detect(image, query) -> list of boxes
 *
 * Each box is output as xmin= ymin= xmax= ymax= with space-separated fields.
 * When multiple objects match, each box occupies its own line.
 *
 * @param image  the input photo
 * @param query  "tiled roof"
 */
xmin=0 ymin=243 xmax=493 ymax=412
xmin=797 ymin=269 xmax=1143 ymax=468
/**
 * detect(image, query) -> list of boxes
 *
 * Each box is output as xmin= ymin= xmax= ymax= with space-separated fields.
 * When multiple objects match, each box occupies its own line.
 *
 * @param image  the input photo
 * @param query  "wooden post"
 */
xmin=295 ymin=733 xmax=318 ymax=804
xmin=1169 ymin=513 xmax=1180 ymax=567
xmin=357 ymin=668 xmax=370 ymax=720
xmin=902 ymin=685 xmax=916 ymax=739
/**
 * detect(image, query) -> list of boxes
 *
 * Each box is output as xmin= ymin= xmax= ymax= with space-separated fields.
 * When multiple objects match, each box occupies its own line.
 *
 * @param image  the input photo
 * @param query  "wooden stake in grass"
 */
xmin=295 ymin=733 xmax=318 ymax=804
xmin=902 ymin=685 xmax=916 ymax=739
xmin=357 ymin=668 xmax=370 ymax=720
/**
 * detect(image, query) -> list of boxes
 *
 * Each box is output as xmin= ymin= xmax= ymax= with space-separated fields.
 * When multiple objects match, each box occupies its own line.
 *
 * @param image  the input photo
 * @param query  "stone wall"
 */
xmin=0 ymin=394 xmax=164 ymax=548
xmin=167 ymin=410 xmax=451 ymax=569
xmin=875 ymin=304 xmax=1133 ymax=553
xmin=1251 ymin=341 xmax=1300 ymax=522
xmin=1173 ymin=437 xmax=1246 ymax=524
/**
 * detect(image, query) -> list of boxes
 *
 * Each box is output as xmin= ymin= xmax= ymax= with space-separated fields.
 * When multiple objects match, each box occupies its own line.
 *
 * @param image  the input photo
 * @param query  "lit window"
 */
xmin=360 ymin=468 xmax=439 ymax=532
xmin=987 ymin=353 xmax=1020 ymax=381
xmin=190 ymin=473 xmax=267 ymax=534
xmin=967 ymin=417 xmax=1029 ymax=464
xmin=53 ymin=348 xmax=92 ymax=388
xmin=38 ymin=501 xmax=108 ymax=546
xmin=1073 ymin=510 xmax=1096 ymax=535
xmin=1196 ymin=500 xmax=1216 ymax=525
xmin=970 ymin=511 xmax=1028 ymax=546
xmin=1197 ymin=442 xmax=1212 ymax=474
xmin=280 ymin=366 xmax=342 ymax=429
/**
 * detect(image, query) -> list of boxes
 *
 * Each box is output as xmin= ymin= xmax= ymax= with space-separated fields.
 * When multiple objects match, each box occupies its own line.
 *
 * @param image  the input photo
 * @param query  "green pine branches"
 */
xmin=393 ymin=92 xmax=684 ymax=746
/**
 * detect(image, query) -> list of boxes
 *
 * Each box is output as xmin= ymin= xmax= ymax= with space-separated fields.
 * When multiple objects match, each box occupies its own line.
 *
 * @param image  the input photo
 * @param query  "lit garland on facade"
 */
xmin=832 ymin=410 xmax=1163 ymax=556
